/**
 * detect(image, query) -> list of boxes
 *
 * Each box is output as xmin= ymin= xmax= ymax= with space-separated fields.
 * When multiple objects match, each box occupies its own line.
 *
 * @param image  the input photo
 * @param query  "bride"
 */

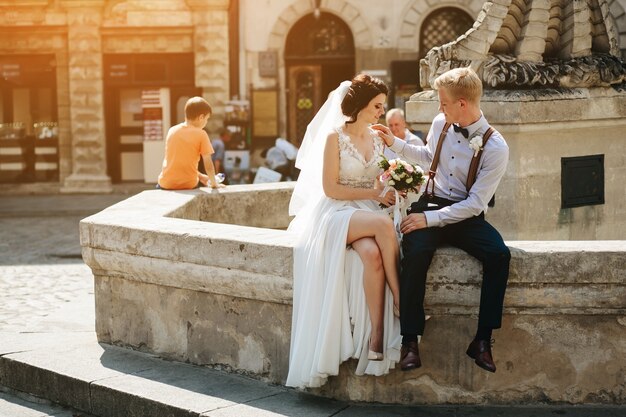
xmin=286 ymin=74 xmax=402 ymax=388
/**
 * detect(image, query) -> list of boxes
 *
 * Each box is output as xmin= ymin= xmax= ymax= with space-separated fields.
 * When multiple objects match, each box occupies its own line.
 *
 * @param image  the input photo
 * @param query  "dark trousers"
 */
xmin=400 ymin=197 xmax=510 ymax=336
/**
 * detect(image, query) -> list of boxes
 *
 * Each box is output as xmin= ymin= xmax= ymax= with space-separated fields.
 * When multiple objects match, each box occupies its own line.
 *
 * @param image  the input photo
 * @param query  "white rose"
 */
xmin=469 ymin=136 xmax=483 ymax=157
xmin=406 ymin=177 xmax=413 ymax=184
xmin=388 ymin=180 xmax=395 ymax=186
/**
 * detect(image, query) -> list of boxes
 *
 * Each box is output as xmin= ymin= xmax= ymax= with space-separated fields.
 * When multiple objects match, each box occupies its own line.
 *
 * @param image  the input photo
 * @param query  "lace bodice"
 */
xmin=337 ymin=126 xmax=384 ymax=189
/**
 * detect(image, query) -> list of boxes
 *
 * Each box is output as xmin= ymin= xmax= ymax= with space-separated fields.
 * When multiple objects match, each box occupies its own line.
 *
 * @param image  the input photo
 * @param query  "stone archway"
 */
xmin=284 ymin=12 xmax=355 ymax=144
xmin=268 ymin=0 xmax=372 ymax=51
xmin=397 ymin=0 xmax=482 ymax=53
xmin=267 ymin=0 xmax=372 ymax=140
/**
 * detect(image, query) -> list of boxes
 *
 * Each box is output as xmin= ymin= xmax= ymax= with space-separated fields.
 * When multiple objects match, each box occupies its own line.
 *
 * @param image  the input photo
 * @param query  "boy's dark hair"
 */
xmin=185 ymin=97 xmax=212 ymax=120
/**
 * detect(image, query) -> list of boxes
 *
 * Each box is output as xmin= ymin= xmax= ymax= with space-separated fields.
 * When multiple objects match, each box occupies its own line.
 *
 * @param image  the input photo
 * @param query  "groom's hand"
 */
xmin=371 ymin=124 xmax=394 ymax=146
xmin=400 ymin=213 xmax=428 ymax=233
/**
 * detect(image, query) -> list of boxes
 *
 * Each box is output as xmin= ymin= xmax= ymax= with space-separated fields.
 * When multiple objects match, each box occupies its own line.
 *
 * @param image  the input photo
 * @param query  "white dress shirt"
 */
xmin=383 ymin=129 xmax=424 ymax=160
xmin=389 ymin=112 xmax=509 ymax=227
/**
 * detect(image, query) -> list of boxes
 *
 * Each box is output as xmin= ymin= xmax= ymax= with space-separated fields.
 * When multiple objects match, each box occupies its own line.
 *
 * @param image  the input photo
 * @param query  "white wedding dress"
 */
xmin=286 ymin=126 xmax=401 ymax=389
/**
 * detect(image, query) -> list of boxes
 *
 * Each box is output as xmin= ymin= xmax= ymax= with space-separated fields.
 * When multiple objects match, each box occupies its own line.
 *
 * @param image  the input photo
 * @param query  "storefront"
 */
xmin=0 ymin=0 xmax=233 ymax=191
xmin=103 ymin=53 xmax=199 ymax=182
xmin=0 ymin=54 xmax=59 ymax=183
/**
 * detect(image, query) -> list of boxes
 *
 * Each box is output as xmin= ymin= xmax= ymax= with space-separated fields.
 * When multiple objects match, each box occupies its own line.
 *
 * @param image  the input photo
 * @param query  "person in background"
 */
xmin=211 ymin=128 xmax=230 ymax=174
xmin=157 ymin=97 xmax=224 ymax=190
xmin=383 ymin=108 xmax=424 ymax=160
xmin=263 ymin=138 xmax=299 ymax=180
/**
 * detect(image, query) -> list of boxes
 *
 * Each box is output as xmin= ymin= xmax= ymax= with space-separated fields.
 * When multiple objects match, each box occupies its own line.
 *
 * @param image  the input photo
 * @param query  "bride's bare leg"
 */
xmin=352 ymin=237 xmax=385 ymax=353
xmin=348 ymin=211 xmax=401 ymax=312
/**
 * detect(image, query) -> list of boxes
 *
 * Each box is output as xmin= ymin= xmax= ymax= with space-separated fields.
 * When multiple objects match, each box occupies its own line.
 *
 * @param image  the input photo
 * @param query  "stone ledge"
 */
xmin=79 ymin=183 xmax=626 ymax=404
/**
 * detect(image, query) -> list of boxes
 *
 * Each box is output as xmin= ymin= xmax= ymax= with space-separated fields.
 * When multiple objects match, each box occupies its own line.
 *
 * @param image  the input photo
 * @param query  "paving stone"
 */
xmin=0 ymin=389 xmax=94 ymax=417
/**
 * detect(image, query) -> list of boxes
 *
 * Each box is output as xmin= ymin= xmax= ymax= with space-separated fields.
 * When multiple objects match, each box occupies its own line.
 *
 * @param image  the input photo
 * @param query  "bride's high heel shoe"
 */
xmin=368 ymin=337 xmax=384 ymax=361
xmin=367 ymin=350 xmax=384 ymax=361
xmin=368 ymin=349 xmax=384 ymax=361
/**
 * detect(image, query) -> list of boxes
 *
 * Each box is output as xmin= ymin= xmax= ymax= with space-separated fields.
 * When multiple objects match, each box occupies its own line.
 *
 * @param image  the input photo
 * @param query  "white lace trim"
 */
xmin=336 ymin=126 xmax=383 ymax=167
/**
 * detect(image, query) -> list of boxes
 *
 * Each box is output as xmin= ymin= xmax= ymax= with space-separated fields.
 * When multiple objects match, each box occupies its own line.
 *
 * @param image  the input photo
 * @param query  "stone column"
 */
xmin=187 ymin=0 xmax=231 ymax=134
xmin=60 ymin=0 xmax=112 ymax=193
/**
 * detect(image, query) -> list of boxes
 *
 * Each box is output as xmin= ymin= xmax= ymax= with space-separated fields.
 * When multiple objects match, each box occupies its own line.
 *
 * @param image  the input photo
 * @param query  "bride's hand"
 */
xmin=375 ymin=188 xmax=396 ymax=207
xmin=371 ymin=124 xmax=394 ymax=146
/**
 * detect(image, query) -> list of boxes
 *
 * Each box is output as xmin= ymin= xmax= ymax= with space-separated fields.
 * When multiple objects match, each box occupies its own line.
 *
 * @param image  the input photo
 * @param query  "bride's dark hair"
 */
xmin=341 ymin=74 xmax=388 ymax=125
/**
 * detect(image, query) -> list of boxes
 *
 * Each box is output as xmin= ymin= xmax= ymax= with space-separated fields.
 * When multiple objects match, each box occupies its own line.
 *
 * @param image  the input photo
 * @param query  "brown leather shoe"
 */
xmin=400 ymin=341 xmax=421 ymax=371
xmin=466 ymin=339 xmax=496 ymax=373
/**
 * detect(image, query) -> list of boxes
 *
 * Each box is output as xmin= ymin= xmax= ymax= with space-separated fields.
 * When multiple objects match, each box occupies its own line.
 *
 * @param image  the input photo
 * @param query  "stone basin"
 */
xmin=80 ymin=183 xmax=626 ymax=404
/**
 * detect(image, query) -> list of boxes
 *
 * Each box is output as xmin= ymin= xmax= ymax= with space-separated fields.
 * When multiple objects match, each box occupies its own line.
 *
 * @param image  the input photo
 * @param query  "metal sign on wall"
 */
xmin=259 ymin=51 xmax=278 ymax=78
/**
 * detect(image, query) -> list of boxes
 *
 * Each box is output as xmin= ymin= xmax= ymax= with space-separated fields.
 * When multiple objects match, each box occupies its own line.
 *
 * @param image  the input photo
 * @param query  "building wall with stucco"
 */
xmin=0 ymin=0 xmax=230 ymax=191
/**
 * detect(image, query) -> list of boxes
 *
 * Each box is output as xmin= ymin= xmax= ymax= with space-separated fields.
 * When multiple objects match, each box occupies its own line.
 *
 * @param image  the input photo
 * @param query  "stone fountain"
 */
xmin=80 ymin=0 xmax=626 ymax=406
xmin=407 ymin=0 xmax=626 ymax=241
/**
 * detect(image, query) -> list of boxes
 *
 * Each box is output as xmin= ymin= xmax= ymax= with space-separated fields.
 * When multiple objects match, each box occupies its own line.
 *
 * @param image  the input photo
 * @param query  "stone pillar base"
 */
xmin=61 ymin=174 xmax=113 ymax=194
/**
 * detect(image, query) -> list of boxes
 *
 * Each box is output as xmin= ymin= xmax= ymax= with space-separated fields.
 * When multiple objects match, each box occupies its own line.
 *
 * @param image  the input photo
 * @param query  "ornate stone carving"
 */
xmin=420 ymin=0 xmax=626 ymax=90
xmin=483 ymin=53 xmax=626 ymax=88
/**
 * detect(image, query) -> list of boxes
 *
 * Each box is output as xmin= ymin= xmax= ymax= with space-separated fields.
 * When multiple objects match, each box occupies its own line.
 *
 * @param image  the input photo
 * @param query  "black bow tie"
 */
xmin=453 ymin=124 xmax=469 ymax=138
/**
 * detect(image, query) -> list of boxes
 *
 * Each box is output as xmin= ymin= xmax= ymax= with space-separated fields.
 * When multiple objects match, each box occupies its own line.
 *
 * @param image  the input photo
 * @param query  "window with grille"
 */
xmin=419 ymin=8 xmax=474 ymax=59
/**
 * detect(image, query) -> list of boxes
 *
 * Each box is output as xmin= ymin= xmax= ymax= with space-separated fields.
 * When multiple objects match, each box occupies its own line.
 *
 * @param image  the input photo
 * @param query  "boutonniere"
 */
xmin=469 ymin=135 xmax=483 ymax=157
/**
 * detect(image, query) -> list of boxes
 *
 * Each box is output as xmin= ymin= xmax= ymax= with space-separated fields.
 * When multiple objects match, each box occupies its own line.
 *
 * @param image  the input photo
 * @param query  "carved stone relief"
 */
xmin=420 ymin=0 xmax=626 ymax=90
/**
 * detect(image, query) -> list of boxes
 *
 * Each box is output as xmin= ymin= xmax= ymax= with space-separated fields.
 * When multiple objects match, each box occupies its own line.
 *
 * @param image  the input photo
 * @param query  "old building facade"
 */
xmin=0 ymin=0 xmax=233 ymax=191
xmin=1 ymin=0 xmax=626 ymax=191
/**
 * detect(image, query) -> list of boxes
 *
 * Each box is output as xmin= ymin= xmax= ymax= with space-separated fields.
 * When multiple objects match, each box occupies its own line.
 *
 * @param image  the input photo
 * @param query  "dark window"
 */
xmin=390 ymin=60 xmax=419 ymax=109
xmin=419 ymin=8 xmax=474 ymax=59
xmin=561 ymin=155 xmax=605 ymax=208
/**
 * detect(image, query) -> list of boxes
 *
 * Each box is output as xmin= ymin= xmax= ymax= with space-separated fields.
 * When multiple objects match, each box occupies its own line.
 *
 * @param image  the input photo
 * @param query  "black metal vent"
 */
xmin=561 ymin=154 xmax=604 ymax=208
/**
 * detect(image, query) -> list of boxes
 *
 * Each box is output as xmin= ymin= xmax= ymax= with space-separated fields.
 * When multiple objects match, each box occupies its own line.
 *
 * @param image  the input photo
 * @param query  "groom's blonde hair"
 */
xmin=434 ymin=67 xmax=482 ymax=105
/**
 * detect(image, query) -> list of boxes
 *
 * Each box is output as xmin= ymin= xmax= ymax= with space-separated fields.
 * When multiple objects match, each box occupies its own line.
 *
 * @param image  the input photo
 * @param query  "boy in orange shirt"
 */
xmin=157 ymin=97 xmax=224 ymax=190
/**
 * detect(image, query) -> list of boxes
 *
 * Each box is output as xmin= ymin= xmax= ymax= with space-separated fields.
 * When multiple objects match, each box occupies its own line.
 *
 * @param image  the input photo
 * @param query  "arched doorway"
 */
xmin=285 ymin=12 xmax=355 ymax=145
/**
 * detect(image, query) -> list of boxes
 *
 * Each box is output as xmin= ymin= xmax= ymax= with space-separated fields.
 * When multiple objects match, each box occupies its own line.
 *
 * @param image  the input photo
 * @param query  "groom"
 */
xmin=373 ymin=67 xmax=510 ymax=373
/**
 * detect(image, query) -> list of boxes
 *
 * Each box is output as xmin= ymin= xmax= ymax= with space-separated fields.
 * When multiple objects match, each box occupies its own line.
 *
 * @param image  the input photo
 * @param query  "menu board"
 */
xmin=252 ymin=89 xmax=278 ymax=137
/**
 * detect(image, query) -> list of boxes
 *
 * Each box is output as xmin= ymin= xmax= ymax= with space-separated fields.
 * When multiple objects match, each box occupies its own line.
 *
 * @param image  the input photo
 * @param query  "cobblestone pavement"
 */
xmin=0 ymin=195 xmax=123 ymax=416
xmin=0 ymin=216 xmax=93 ymax=332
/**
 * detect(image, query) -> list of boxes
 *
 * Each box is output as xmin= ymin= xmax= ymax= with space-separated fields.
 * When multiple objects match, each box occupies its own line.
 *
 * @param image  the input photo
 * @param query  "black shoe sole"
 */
xmin=400 ymin=363 xmax=421 ymax=371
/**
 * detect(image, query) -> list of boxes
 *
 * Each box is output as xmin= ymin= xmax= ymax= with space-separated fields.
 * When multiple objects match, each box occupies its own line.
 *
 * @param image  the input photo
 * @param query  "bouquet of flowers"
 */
xmin=377 ymin=155 xmax=425 ymax=243
xmin=378 ymin=155 xmax=425 ymax=197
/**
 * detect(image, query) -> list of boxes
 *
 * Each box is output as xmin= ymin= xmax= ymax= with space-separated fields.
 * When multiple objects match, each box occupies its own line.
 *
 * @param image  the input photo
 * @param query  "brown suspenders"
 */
xmin=423 ymin=123 xmax=495 ymax=199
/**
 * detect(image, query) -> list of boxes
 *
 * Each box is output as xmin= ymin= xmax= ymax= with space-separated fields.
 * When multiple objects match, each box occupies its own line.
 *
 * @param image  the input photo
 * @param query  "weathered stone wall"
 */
xmin=80 ymin=183 xmax=626 ymax=405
